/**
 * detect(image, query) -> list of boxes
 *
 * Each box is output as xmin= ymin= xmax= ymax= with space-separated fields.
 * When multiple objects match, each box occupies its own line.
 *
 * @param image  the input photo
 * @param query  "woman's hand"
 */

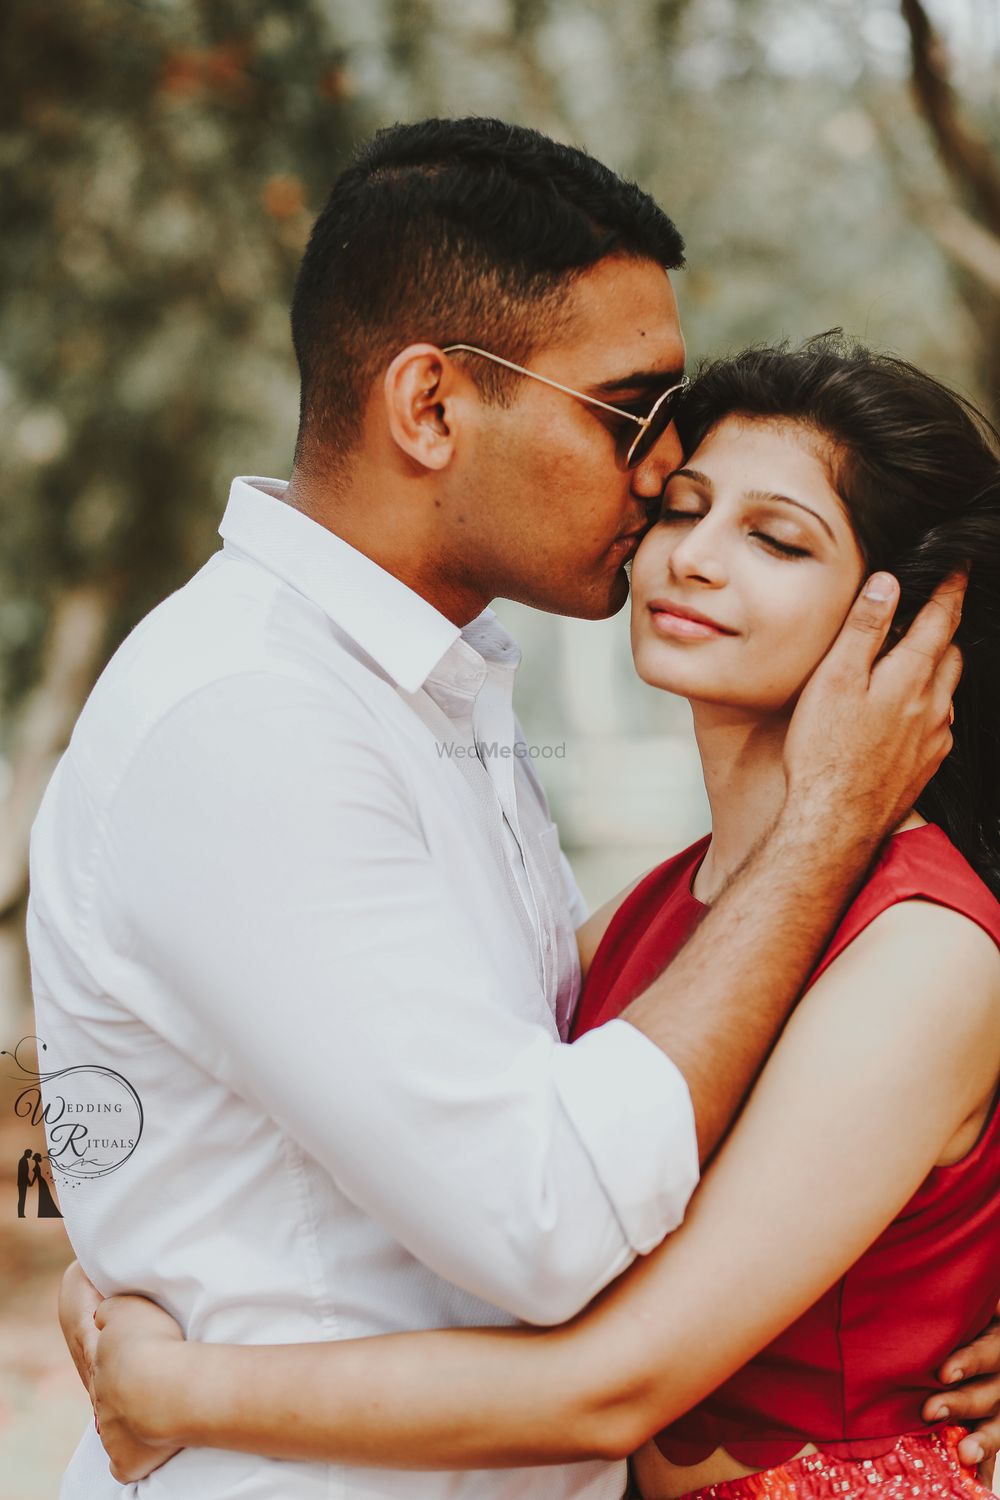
xmin=58 ymin=1260 xmax=102 ymax=1402
xmin=92 ymin=1295 xmax=187 ymax=1483
xmin=58 ymin=1260 xmax=187 ymax=1483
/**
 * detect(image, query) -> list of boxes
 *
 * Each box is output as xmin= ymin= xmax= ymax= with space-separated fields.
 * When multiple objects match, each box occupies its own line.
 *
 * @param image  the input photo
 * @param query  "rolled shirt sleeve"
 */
xmin=90 ymin=672 xmax=699 ymax=1326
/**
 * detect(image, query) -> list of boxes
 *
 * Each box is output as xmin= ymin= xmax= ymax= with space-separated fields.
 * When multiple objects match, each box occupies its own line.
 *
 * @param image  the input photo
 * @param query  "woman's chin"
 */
xmin=631 ymin=658 xmax=795 ymax=718
xmin=631 ymin=652 xmax=730 ymax=700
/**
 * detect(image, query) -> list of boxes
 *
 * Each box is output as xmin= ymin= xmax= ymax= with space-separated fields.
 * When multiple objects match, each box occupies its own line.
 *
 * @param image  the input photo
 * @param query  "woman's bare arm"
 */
xmin=93 ymin=899 xmax=1000 ymax=1479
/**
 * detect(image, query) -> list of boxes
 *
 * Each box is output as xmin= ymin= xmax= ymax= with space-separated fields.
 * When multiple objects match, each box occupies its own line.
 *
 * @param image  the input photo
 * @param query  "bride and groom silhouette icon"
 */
xmin=16 ymin=1147 xmax=62 ymax=1218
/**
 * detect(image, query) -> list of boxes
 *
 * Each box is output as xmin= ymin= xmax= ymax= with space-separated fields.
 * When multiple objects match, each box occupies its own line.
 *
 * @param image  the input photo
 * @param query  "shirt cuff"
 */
xmin=552 ymin=1018 xmax=700 ymax=1254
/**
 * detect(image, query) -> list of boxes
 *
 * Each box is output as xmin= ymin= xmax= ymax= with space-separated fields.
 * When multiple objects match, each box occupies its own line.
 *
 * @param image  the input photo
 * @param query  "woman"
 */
xmin=30 ymin=1150 xmax=63 ymax=1217
xmin=84 ymin=337 xmax=1000 ymax=1498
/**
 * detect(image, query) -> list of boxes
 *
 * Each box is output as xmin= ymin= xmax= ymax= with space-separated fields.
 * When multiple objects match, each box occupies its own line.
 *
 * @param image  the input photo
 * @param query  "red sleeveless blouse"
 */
xmin=571 ymin=824 xmax=1000 ymax=1466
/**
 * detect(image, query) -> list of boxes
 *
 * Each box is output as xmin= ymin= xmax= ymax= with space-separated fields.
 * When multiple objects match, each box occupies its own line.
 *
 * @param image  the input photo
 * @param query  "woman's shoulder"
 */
xmin=809 ymin=823 xmax=1000 ymax=1015
xmin=600 ymin=833 xmax=710 ymax=944
xmin=836 ymin=822 xmax=1000 ymax=952
xmin=571 ymin=835 xmax=712 ymax=1038
xmin=631 ymin=833 xmax=713 ymax=904
xmin=605 ymin=833 xmax=713 ymax=938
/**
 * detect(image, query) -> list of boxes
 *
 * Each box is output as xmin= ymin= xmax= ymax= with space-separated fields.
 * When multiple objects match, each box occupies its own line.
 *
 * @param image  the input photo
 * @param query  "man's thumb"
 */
xmin=833 ymin=572 xmax=899 ymax=661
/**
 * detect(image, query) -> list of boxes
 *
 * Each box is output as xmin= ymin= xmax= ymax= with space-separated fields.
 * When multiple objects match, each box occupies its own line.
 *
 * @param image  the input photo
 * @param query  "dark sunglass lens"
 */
xmin=625 ymin=391 xmax=674 ymax=468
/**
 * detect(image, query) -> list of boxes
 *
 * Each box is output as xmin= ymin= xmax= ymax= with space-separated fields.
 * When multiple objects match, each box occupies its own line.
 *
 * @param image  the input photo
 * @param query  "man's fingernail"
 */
xmin=865 ymin=573 xmax=894 ymax=603
xmin=967 ymin=1443 xmax=984 ymax=1465
xmin=946 ymin=1367 xmax=964 ymax=1383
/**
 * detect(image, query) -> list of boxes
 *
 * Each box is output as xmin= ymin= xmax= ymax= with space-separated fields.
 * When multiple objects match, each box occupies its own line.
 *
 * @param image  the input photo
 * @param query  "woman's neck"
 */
xmin=689 ymin=701 xmax=924 ymax=904
xmin=689 ymin=704 xmax=791 ymax=903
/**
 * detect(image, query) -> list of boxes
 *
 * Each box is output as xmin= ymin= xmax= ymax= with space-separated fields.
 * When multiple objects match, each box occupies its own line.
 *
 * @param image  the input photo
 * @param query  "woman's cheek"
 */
xmin=777 ymin=601 xmax=852 ymax=700
xmin=630 ymin=528 xmax=668 ymax=581
xmin=632 ymin=526 xmax=685 ymax=599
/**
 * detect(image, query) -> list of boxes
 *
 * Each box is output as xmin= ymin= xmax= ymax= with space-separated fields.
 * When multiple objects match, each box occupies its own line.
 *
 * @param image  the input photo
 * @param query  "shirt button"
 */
xmin=543 ymin=932 xmax=552 ymax=952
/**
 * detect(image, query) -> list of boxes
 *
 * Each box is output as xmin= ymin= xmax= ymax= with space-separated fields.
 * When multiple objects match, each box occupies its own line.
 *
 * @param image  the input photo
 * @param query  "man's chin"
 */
xmin=577 ymin=566 xmax=632 ymax=620
xmin=504 ymin=566 xmax=631 ymax=620
xmin=559 ymin=559 xmax=632 ymax=619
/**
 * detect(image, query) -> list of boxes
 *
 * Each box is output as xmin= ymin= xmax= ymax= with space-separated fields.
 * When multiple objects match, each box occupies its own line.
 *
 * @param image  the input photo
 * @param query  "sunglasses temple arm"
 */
xmin=443 ymin=344 xmax=648 ymax=429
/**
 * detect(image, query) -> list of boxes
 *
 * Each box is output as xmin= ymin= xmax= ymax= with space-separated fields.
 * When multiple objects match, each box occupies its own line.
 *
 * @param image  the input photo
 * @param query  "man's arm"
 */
xmin=621 ymin=571 xmax=964 ymax=1160
xmin=84 ymin=891 xmax=1000 ymax=1480
xmin=95 ymin=671 xmax=696 ymax=1327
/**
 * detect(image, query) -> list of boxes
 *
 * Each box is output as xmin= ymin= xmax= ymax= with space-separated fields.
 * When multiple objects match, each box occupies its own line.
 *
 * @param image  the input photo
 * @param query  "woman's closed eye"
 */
xmin=658 ymin=507 xmax=813 ymax=560
xmin=750 ymin=531 xmax=812 ymax=559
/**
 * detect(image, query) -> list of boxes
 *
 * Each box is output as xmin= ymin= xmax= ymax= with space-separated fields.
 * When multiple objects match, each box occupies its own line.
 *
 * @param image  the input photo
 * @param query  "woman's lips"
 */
xmin=647 ymin=602 xmax=736 ymax=640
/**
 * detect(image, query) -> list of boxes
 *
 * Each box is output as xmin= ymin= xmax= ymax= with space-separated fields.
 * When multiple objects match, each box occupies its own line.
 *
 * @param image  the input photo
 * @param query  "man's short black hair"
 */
xmin=290 ymin=116 xmax=685 ymax=474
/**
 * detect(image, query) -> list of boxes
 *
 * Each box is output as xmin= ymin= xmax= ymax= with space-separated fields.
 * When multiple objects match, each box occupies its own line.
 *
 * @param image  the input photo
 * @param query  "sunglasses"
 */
xmin=442 ymin=344 xmax=689 ymax=470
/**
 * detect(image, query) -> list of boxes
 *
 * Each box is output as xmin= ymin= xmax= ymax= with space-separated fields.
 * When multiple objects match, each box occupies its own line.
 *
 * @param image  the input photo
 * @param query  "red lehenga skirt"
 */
xmin=654 ymin=1428 xmax=993 ymax=1500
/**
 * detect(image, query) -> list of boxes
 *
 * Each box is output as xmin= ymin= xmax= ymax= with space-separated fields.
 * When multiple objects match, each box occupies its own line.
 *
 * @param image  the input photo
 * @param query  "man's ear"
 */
xmin=383 ymin=344 xmax=465 ymax=472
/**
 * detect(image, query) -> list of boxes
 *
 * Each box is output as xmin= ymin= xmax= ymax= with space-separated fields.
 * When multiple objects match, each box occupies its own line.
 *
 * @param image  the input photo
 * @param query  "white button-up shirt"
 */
xmin=28 ymin=478 xmax=699 ymax=1500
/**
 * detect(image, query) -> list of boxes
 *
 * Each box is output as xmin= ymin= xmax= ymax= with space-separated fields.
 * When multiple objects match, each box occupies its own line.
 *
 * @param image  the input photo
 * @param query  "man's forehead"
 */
xmin=546 ymin=255 xmax=685 ymax=384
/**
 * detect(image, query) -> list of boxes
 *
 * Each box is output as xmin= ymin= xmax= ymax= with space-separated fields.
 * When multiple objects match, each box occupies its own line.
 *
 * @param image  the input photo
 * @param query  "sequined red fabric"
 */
xmin=671 ymin=1427 xmax=992 ymax=1500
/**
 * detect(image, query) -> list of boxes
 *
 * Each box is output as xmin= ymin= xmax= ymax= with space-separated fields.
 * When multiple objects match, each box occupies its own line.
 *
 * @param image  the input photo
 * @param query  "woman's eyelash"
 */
xmin=751 ymin=532 xmax=810 ymax=558
xmin=658 ymin=511 xmax=811 ymax=560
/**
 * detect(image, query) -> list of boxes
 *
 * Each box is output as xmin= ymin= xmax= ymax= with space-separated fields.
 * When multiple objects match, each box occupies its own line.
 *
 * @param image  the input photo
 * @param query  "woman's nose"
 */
xmin=668 ymin=519 xmax=728 ymax=587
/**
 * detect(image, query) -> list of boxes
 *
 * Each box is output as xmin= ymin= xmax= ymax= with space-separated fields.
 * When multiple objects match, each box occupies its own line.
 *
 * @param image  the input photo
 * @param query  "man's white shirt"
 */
xmin=28 ymin=477 xmax=699 ymax=1499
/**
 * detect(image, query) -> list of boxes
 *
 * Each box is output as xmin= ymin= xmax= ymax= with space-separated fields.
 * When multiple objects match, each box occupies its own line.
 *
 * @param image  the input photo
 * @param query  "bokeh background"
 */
xmin=2 ymin=1 xmax=999 ymax=1494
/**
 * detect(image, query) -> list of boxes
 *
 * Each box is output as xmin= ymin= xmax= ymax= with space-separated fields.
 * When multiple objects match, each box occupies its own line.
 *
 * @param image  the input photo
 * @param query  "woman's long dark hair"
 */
xmin=676 ymin=334 xmax=1000 ymax=899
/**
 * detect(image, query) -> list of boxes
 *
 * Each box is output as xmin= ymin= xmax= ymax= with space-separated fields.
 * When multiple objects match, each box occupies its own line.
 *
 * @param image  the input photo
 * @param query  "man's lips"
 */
xmin=647 ymin=599 xmax=738 ymax=639
xmin=611 ymin=525 xmax=650 ymax=558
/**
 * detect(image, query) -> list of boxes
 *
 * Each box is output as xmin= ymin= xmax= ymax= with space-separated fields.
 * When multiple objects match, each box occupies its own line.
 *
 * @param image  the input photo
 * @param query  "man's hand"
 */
xmin=784 ymin=570 xmax=965 ymax=841
xmin=923 ymin=1308 xmax=1000 ymax=1487
xmin=93 ymin=1295 xmax=185 ymax=1484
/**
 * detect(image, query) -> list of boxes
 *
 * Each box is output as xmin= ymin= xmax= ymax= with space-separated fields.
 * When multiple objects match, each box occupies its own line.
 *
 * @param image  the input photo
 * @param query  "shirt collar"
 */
xmin=218 ymin=477 xmax=520 ymax=695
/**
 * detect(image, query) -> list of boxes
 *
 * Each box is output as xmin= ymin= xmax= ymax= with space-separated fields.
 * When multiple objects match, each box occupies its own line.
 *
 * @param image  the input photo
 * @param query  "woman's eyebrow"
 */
xmin=669 ymin=469 xmax=837 ymax=543
xmin=744 ymin=489 xmax=836 ymax=542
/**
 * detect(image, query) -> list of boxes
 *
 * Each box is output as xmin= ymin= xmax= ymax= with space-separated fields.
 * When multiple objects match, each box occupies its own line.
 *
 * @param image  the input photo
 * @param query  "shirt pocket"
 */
xmin=536 ymin=821 xmax=582 ymax=1039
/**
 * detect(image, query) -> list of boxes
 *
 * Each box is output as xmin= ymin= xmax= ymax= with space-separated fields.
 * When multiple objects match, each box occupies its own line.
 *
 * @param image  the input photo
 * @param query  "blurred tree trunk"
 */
xmin=1 ymin=0 xmax=365 ymax=1024
xmin=901 ymin=0 xmax=1000 ymax=414
xmin=0 ymin=586 xmax=114 ymax=1033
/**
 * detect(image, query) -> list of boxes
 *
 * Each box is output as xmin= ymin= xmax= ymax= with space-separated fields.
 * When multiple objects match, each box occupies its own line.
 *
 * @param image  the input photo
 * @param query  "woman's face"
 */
xmin=630 ymin=415 xmax=867 ymax=714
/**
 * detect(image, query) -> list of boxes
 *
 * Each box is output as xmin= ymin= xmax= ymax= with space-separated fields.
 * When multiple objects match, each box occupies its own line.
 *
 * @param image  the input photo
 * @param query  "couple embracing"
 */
xmin=35 ymin=117 xmax=1000 ymax=1499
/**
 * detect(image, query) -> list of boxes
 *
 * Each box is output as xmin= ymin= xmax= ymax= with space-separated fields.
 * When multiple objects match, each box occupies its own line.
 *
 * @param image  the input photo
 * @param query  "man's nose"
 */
xmin=631 ymin=421 xmax=684 ymax=500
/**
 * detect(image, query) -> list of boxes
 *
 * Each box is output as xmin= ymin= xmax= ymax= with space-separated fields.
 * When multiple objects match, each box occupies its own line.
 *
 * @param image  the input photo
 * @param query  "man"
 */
xmin=38 ymin=118 xmax=998 ymax=1498
xmin=17 ymin=1146 xmax=32 ymax=1218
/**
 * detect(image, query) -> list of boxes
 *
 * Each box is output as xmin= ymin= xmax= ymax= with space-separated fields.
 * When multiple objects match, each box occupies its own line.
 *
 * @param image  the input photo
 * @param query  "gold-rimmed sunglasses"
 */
xmin=442 ymin=344 xmax=689 ymax=470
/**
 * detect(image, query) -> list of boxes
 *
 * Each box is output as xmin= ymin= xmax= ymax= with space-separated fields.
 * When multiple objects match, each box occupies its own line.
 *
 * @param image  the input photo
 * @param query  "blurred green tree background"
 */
xmin=2 ymin=0 xmax=999 ymax=1022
